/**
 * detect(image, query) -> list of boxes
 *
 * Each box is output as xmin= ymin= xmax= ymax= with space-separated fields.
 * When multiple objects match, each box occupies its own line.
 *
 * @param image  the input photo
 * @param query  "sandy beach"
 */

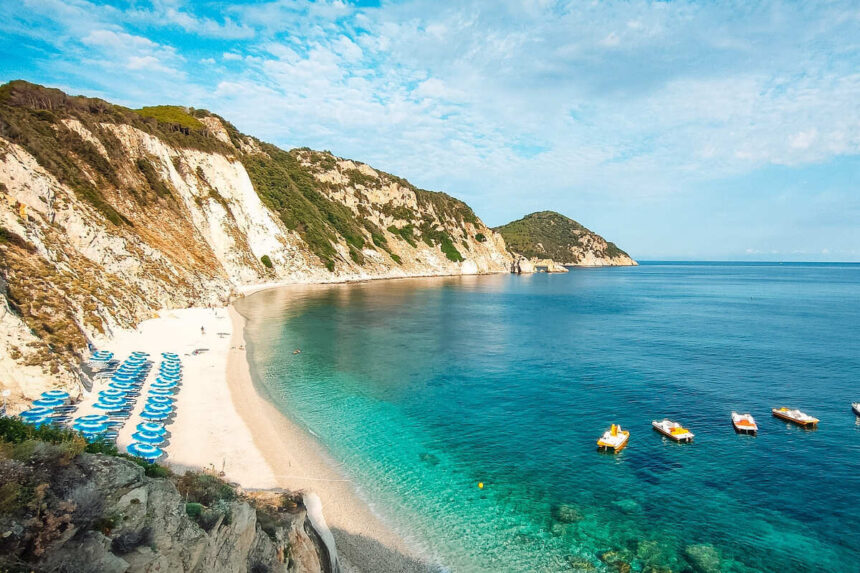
xmin=85 ymin=305 xmax=434 ymax=572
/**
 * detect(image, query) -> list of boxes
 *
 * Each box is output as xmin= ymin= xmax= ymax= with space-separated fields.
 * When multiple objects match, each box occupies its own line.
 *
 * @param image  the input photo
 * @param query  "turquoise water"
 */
xmin=236 ymin=263 xmax=860 ymax=572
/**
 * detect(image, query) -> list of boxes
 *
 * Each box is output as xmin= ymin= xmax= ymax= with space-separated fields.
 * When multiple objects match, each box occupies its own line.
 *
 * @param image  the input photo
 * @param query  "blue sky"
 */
xmin=1 ymin=0 xmax=858 ymax=261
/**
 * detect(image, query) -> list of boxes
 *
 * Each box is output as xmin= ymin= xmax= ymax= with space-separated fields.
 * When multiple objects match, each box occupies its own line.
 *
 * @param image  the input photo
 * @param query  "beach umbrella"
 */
xmin=143 ymin=402 xmax=172 ymax=412
xmin=161 ymin=352 xmax=179 ymax=359
xmin=20 ymin=406 xmax=54 ymax=418
xmin=109 ymin=383 xmax=136 ymax=391
xmin=41 ymin=390 xmax=70 ymax=400
xmin=155 ymin=377 xmax=180 ymax=386
xmin=73 ymin=420 xmax=108 ymax=433
xmin=148 ymin=388 xmax=174 ymax=396
xmin=127 ymin=442 xmax=163 ymax=461
xmin=78 ymin=414 xmax=109 ymax=423
xmin=99 ymin=389 xmax=126 ymax=398
xmin=151 ymin=381 xmax=178 ymax=389
xmin=157 ymin=371 xmax=181 ymax=379
xmin=131 ymin=351 xmax=149 ymax=357
xmin=159 ymin=365 xmax=181 ymax=372
xmin=137 ymin=421 xmax=166 ymax=434
xmin=132 ymin=430 xmax=165 ymax=445
xmin=147 ymin=395 xmax=173 ymax=405
xmin=98 ymin=394 xmax=127 ymax=403
xmin=32 ymin=397 xmax=65 ymax=408
xmin=93 ymin=401 xmax=125 ymax=411
xmin=23 ymin=415 xmax=50 ymax=427
xmin=140 ymin=410 xmax=169 ymax=421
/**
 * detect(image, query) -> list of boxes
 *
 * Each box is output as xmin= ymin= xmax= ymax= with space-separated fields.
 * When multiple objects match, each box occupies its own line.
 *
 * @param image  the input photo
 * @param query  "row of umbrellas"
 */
xmin=90 ymin=351 xmax=152 ymax=416
xmin=125 ymin=353 xmax=183 ymax=461
xmin=19 ymin=390 xmax=73 ymax=427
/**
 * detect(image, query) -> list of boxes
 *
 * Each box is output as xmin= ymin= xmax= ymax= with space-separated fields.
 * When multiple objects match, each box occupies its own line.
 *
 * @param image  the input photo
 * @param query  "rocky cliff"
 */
xmin=494 ymin=211 xmax=636 ymax=267
xmin=0 ymin=419 xmax=328 ymax=572
xmin=0 ymin=81 xmax=510 ymax=407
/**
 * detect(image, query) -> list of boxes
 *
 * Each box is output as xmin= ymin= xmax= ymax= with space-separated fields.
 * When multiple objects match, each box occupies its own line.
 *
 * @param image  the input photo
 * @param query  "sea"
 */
xmin=235 ymin=262 xmax=860 ymax=572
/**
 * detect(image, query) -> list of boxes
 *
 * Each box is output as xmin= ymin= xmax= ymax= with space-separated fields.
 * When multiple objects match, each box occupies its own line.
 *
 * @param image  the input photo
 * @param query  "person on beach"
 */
xmin=201 ymin=326 xmax=205 ymax=335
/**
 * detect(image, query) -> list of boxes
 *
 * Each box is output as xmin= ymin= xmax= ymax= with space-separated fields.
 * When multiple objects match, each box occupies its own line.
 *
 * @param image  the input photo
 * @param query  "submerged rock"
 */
xmin=597 ymin=550 xmax=632 ymax=573
xmin=684 ymin=543 xmax=721 ymax=573
xmin=418 ymin=452 xmax=440 ymax=466
xmin=551 ymin=503 xmax=583 ymax=523
xmin=565 ymin=555 xmax=596 ymax=571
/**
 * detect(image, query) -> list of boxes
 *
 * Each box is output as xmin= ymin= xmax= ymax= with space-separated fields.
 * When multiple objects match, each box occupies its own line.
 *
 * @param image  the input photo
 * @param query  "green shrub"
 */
xmin=260 ymin=255 xmax=273 ymax=269
xmin=390 ymin=253 xmax=402 ymax=265
xmin=136 ymin=106 xmax=204 ymax=130
xmin=185 ymin=502 xmax=203 ymax=519
xmin=175 ymin=472 xmax=236 ymax=506
xmin=475 ymin=233 xmax=487 ymax=242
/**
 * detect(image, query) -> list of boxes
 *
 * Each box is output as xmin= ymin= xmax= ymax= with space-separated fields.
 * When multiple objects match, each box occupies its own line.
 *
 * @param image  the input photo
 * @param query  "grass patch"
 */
xmin=260 ymin=254 xmax=273 ymax=268
xmin=136 ymin=106 xmax=204 ymax=130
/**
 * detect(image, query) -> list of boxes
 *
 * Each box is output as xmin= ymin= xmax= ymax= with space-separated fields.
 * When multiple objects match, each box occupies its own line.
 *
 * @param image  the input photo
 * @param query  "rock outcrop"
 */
xmin=495 ymin=211 xmax=636 ymax=267
xmin=0 ymin=448 xmax=327 ymax=573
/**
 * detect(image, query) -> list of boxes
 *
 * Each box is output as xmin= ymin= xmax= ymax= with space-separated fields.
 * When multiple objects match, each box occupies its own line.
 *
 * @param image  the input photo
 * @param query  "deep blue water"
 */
xmin=237 ymin=263 xmax=860 ymax=572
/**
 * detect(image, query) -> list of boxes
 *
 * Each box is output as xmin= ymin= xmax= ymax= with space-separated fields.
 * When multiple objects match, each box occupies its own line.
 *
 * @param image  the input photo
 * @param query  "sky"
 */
xmin=0 ymin=0 xmax=858 ymax=261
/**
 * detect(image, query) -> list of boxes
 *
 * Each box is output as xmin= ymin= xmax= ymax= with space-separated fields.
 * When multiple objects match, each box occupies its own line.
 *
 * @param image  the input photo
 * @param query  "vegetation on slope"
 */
xmin=241 ymin=142 xmax=386 ymax=271
xmin=494 ymin=210 xmax=630 ymax=262
xmin=0 ymin=417 xmax=306 ymax=569
xmin=0 ymin=81 xmax=233 ymax=225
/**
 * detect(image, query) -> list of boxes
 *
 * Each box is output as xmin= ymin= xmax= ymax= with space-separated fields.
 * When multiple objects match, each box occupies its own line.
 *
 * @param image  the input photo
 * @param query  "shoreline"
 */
xmin=225 ymin=305 xmax=435 ymax=572
xmin=86 ymin=302 xmax=436 ymax=571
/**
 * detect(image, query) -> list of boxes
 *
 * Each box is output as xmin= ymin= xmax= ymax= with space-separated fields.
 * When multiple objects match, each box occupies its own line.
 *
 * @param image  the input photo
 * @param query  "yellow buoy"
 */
xmin=478 ymin=482 xmax=484 ymax=489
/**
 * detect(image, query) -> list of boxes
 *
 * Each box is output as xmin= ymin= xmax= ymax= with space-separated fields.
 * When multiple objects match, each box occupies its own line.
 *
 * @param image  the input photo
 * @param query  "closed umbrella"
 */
xmin=127 ymin=443 xmax=163 ymax=461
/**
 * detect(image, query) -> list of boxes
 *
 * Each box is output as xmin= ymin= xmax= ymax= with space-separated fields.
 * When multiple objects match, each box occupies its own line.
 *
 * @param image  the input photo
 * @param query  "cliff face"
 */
xmin=0 ymin=440 xmax=327 ymax=572
xmin=494 ymin=211 xmax=636 ymax=267
xmin=0 ymin=81 xmax=510 ymax=406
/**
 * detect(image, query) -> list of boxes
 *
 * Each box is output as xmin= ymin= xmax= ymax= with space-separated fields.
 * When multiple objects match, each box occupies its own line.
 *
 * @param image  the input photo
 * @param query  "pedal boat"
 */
xmin=652 ymin=419 xmax=694 ymax=442
xmin=731 ymin=412 xmax=758 ymax=435
xmin=771 ymin=407 xmax=818 ymax=428
xmin=852 ymin=403 xmax=860 ymax=417
xmin=597 ymin=424 xmax=629 ymax=452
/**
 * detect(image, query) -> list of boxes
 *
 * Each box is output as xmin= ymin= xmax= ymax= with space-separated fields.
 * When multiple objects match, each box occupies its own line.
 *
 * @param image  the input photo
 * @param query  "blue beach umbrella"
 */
xmin=131 ymin=351 xmax=149 ymax=357
xmin=93 ymin=402 xmax=125 ymax=411
xmin=148 ymin=387 xmax=174 ymax=396
xmin=24 ymin=415 xmax=50 ymax=427
xmin=100 ymin=389 xmax=126 ymax=398
xmin=151 ymin=381 xmax=178 ymax=389
xmin=137 ymin=421 xmax=166 ymax=434
xmin=41 ymin=390 xmax=70 ymax=400
xmin=161 ymin=352 xmax=179 ymax=359
xmin=78 ymin=414 xmax=109 ymax=423
xmin=20 ymin=406 xmax=54 ymax=418
xmin=143 ymin=402 xmax=172 ymax=412
xmin=132 ymin=430 xmax=165 ymax=445
xmin=147 ymin=395 xmax=173 ymax=405
xmin=109 ymin=383 xmax=136 ymax=392
xmin=155 ymin=378 xmax=180 ymax=386
xmin=140 ymin=410 xmax=169 ymax=421
xmin=32 ymin=398 xmax=64 ymax=408
xmin=99 ymin=395 xmax=127 ymax=404
xmin=127 ymin=442 xmax=163 ymax=461
xmin=157 ymin=371 xmax=181 ymax=379
xmin=159 ymin=365 xmax=181 ymax=372
xmin=73 ymin=420 xmax=108 ymax=433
